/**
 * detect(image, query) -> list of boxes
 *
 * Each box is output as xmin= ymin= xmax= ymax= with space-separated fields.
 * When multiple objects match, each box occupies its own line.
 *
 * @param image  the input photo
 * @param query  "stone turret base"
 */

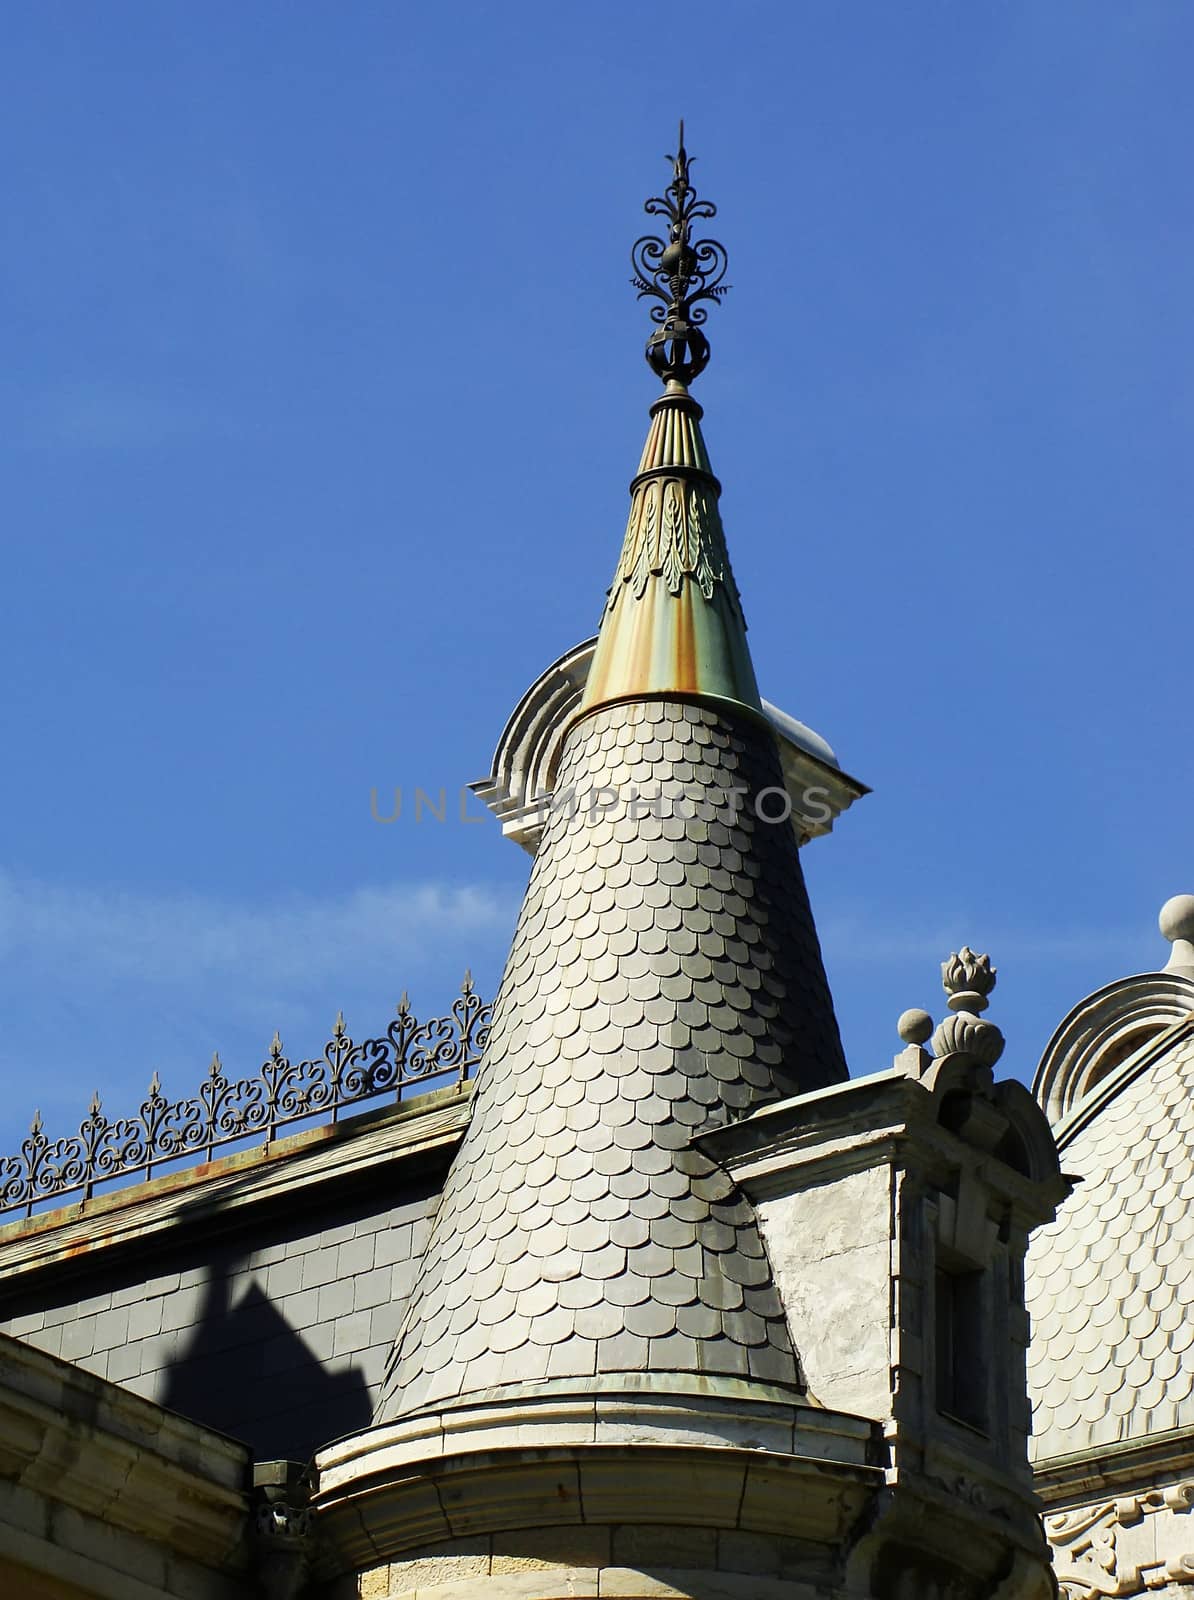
xmin=329 ymin=1524 xmax=833 ymax=1599
xmin=312 ymin=1383 xmax=880 ymax=1597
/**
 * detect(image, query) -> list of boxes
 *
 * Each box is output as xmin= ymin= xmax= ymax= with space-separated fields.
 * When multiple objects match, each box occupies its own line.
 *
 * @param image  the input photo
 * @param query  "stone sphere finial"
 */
xmin=1160 ymin=894 xmax=1194 ymax=972
xmin=1159 ymin=894 xmax=1194 ymax=943
xmin=897 ymin=1008 xmax=934 ymax=1046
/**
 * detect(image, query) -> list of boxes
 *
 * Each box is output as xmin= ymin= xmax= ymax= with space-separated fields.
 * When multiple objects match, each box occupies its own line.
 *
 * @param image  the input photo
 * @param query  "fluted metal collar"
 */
xmin=632 ymin=122 xmax=729 ymax=387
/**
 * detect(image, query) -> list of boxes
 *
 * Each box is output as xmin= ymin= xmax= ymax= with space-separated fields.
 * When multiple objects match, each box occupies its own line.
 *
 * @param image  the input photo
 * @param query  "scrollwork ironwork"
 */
xmin=631 ymin=121 xmax=729 ymax=386
xmin=0 ymin=974 xmax=491 ymax=1219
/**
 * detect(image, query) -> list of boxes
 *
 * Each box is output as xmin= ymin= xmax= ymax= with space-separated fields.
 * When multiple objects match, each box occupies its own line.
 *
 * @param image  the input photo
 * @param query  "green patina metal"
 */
xmin=577 ymin=130 xmax=764 ymax=726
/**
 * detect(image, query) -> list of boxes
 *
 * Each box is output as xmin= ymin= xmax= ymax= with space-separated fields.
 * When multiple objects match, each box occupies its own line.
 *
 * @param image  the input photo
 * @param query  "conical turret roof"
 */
xmin=378 ymin=131 xmax=846 ymax=1424
xmin=580 ymin=381 xmax=761 ymax=720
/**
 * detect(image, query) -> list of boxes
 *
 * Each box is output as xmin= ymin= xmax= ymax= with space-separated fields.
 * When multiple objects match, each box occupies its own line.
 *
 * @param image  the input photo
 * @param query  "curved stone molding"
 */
xmin=471 ymin=636 xmax=868 ymax=854
xmin=988 ymin=1077 xmax=1067 ymax=1185
xmin=311 ymin=1381 xmax=881 ymax=1580
xmin=469 ymin=638 xmax=595 ymax=852
xmin=345 ymin=1563 xmax=829 ymax=1600
xmin=1032 ymin=972 xmax=1194 ymax=1134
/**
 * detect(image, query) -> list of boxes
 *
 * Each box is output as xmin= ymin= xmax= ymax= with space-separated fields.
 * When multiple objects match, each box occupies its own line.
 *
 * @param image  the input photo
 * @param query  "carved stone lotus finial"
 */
xmin=941 ymin=946 xmax=997 ymax=1015
xmin=931 ymin=946 xmax=1005 ymax=1066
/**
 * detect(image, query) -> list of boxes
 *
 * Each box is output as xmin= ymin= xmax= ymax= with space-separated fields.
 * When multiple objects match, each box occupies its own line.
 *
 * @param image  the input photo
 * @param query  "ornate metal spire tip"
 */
xmin=632 ymin=120 xmax=729 ymax=388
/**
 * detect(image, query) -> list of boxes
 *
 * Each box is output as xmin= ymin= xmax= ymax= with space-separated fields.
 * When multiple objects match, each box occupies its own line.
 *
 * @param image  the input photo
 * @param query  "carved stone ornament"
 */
xmin=930 ymin=1009 xmax=1006 ymax=1068
xmin=929 ymin=945 xmax=1006 ymax=1066
xmin=255 ymin=1499 xmax=314 ymax=1600
xmin=942 ymin=946 xmax=997 ymax=1014
xmin=1046 ymin=1481 xmax=1194 ymax=1597
xmin=926 ymin=1470 xmax=996 ymax=1513
xmin=257 ymin=1500 xmax=313 ymax=1543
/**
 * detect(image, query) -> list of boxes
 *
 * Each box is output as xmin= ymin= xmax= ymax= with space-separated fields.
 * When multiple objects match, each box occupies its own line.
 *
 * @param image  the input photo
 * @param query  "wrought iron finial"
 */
xmin=631 ymin=120 xmax=729 ymax=387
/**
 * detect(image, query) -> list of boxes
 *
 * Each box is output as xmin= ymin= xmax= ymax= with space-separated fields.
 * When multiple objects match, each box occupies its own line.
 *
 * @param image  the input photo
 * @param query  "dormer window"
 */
xmin=935 ymin=1262 xmax=989 ymax=1432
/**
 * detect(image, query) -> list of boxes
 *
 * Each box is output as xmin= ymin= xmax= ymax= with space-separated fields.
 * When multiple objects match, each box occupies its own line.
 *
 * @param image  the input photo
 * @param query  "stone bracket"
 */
xmin=254 ymin=1459 xmax=316 ymax=1600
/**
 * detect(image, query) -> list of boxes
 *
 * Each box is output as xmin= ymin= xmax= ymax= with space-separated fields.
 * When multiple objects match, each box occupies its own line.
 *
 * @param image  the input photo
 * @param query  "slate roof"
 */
xmin=1026 ymin=1026 xmax=1194 ymax=1460
xmin=378 ymin=695 xmax=847 ymax=1420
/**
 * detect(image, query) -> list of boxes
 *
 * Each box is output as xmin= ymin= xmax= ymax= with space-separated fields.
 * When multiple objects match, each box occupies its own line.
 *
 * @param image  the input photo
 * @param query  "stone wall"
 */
xmin=0 ymin=1331 xmax=255 ymax=1600
xmin=756 ymin=1163 xmax=893 ymax=1420
xmin=330 ymin=1524 xmax=840 ymax=1600
xmin=0 ymin=1093 xmax=466 ymax=1461
xmin=0 ymin=1187 xmax=435 ymax=1461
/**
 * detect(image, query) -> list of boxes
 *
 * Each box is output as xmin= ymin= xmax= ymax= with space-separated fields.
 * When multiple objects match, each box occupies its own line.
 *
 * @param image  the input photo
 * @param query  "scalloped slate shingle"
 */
xmin=1026 ymin=1031 xmax=1194 ymax=1459
xmin=378 ymin=698 xmax=847 ymax=1419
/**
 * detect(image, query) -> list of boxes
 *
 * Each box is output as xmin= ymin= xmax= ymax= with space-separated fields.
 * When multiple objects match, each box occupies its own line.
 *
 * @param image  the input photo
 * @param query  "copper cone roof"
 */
xmin=579 ymin=382 xmax=762 ymax=724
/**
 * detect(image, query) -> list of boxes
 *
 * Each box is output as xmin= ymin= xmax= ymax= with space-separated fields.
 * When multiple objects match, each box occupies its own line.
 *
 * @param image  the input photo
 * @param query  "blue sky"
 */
xmin=2 ymin=3 xmax=1192 ymax=1165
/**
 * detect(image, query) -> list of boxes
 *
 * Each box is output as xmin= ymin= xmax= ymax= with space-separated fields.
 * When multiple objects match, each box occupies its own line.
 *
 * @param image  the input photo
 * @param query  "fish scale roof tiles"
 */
xmin=1026 ymin=1030 xmax=1194 ymax=1459
xmin=378 ymin=698 xmax=846 ymax=1420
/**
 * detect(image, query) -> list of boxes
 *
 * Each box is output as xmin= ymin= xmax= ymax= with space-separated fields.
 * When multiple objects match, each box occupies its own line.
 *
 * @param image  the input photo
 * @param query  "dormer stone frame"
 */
xmin=697 ymin=1050 xmax=1067 ymax=1600
xmin=1033 ymin=972 xmax=1194 ymax=1131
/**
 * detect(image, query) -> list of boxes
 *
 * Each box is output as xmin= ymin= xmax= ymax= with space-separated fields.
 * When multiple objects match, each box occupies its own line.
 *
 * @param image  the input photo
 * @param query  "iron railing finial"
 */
xmin=0 ymin=977 xmax=492 ymax=1219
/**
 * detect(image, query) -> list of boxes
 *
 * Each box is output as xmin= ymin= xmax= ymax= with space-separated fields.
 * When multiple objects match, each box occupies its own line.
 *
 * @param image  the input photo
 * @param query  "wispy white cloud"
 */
xmin=0 ymin=871 xmax=519 ymax=1142
xmin=0 ymin=871 xmax=517 ymax=988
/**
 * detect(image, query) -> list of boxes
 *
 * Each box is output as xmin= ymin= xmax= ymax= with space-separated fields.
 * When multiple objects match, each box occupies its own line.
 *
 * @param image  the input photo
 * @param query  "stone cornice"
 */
xmin=0 ymin=1331 xmax=251 ymax=1571
xmin=697 ymin=1068 xmax=1067 ymax=1222
xmin=1035 ymin=1425 xmax=1194 ymax=1506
